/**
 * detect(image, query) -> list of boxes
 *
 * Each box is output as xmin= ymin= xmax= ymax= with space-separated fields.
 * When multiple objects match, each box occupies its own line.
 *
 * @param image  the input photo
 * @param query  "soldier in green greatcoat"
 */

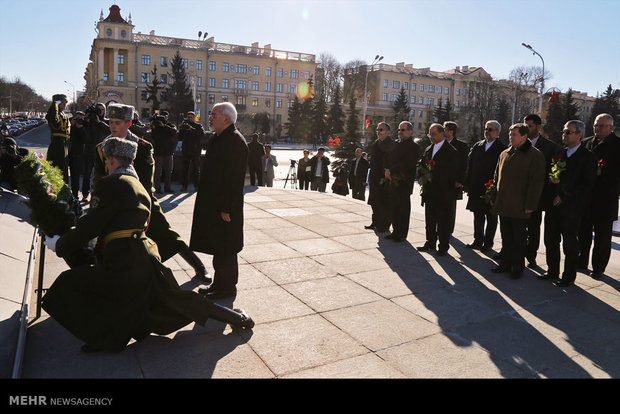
xmin=42 ymin=135 xmax=253 ymax=353
xmin=45 ymin=94 xmax=70 ymax=182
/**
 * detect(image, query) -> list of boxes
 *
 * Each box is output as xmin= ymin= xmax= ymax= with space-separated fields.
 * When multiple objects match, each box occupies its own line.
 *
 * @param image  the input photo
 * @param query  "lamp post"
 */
xmin=521 ymin=43 xmax=544 ymax=115
xmin=511 ymin=72 xmax=528 ymax=124
xmin=64 ymin=80 xmax=76 ymax=103
xmin=362 ymin=54 xmax=383 ymax=138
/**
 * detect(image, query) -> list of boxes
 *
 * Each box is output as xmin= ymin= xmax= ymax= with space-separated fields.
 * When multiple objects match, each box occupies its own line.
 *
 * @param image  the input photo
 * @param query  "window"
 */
xmin=276 ymin=99 xmax=282 ymax=108
xmin=418 ymin=110 xmax=423 ymax=117
xmin=420 ymin=84 xmax=424 ymax=91
xmin=141 ymin=55 xmax=150 ymax=65
xmin=141 ymin=72 xmax=150 ymax=83
xmin=393 ymin=80 xmax=400 ymax=89
xmin=161 ymin=74 xmax=167 ymax=84
xmin=252 ymin=97 xmax=259 ymax=107
xmin=252 ymin=81 xmax=259 ymax=91
xmin=404 ymin=82 xmax=408 ymax=90
xmin=161 ymin=56 xmax=167 ymax=67
xmin=265 ymin=99 xmax=271 ymax=108
xmin=208 ymin=94 xmax=215 ymax=104
xmin=106 ymin=28 xmax=112 ymax=36
xmin=118 ymin=54 xmax=125 ymax=64
xmin=121 ymin=30 xmax=126 ymax=38
xmin=209 ymin=61 xmax=216 ymax=71
xmin=182 ymin=58 xmax=188 ymax=69
xmin=277 ymin=68 xmax=283 ymax=78
xmin=117 ymin=72 xmax=124 ymax=82
xmin=196 ymin=94 xmax=201 ymax=103
xmin=197 ymin=60 xmax=202 ymax=70
xmin=288 ymin=100 xmax=294 ymax=108
xmin=222 ymin=79 xmax=229 ymax=88
xmin=412 ymin=83 xmax=416 ymax=91
xmin=236 ymin=64 xmax=247 ymax=73
xmin=437 ymin=86 xmax=442 ymax=94
xmin=290 ymin=69 xmax=298 ymax=79
xmin=234 ymin=79 xmax=246 ymax=89
xmin=456 ymin=88 xmax=460 ymax=96
xmin=392 ymin=94 xmax=398 ymax=102
xmin=383 ymin=79 xmax=388 ymax=88
xmin=419 ymin=96 xmax=423 ymax=104
xmin=197 ymin=77 xmax=202 ymax=86
xmin=445 ymin=87 xmax=449 ymax=95
xmin=265 ymin=82 xmax=271 ymax=92
xmin=455 ymin=100 xmax=459 ymax=107
xmin=429 ymin=85 xmax=435 ymax=93
xmin=428 ymin=97 xmax=434 ymax=106
xmin=221 ymin=95 xmax=228 ymax=102
xmin=266 ymin=67 xmax=272 ymax=76
xmin=236 ymin=96 xmax=246 ymax=105
xmin=209 ymin=78 xmax=215 ymax=87
xmin=289 ymin=84 xmax=296 ymax=93
xmin=276 ymin=114 xmax=282 ymax=124
xmin=382 ymin=93 xmax=388 ymax=101
xmin=277 ymin=83 xmax=283 ymax=93
xmin=253 ymin=65 xmax=259 ymax=75
xmin=411 ymin=95 xmax=416 ymax=103
xmin=141 ymin=90 xmax=148 ymax=101
xmin=223 ymin=63 xmax=229 ymax=72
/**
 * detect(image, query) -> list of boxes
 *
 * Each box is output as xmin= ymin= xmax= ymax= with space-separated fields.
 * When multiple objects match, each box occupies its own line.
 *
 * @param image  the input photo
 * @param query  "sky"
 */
xmin=1 ymin=0 xmax=618 ymax=102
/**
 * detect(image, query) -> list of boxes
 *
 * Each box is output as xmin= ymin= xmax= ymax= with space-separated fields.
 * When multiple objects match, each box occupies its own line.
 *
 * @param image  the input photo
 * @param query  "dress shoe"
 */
xmin=509 ymin=270 xmax=523 ymax=279
xmin=537 ymin=273 xmax=558 ymax=281
xmin=416 ymin=244 xmax=435 ymax=252
xmin=491 ymin=266 xmax=510 ymax=274
xmin=480 ymin=243 xmax=493 ymax=252
xmin=466 ymin=242 xmax=483 ymax=250
xmin=436 ymin=250 xmax=448 ymax=257
xmin=492 ymin=253 xmax=503 ymax=260
xmin=527 ymin=260 xmax=537 ymax=269
xmin=192 ymin=272 xmax=213 ymax=284
xmin=232 ymin=309 xmax=255 ymax=329
xmin=364 ymin=224 xmax=376 ymax=230
xmin=553 ymin=280 xmax=573 ymax=288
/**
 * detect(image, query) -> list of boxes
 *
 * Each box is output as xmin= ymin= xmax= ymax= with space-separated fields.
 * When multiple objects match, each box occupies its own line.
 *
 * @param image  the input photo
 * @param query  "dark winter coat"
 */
xmin=367 ymin=136 xmax=396 ymax=205
xmin=465 ymin=138 xmax=506 ymax=212
xmin=190 ymin=124 xmax=248 ymax=255
xmin=582 ymin=132 xmax=620 ymax=220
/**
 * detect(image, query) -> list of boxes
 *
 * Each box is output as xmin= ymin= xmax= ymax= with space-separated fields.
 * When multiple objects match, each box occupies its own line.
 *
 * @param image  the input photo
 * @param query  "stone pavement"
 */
xmin=2 ymin=178 xmax=620 ymax=380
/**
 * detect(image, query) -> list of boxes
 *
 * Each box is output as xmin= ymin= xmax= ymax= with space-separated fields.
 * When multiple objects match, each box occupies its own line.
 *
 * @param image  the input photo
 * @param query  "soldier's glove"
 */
xmin=44 ymin=235 xmax=60 ymax=252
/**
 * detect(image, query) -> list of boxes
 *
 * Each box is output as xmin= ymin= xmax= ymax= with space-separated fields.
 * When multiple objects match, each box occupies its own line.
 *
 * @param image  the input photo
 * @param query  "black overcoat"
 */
xmin=582 ymin=133 xmax=620 ymax=220
xmin=420 ymin=141 xmax=458 ymax=207
xmin=190 ymin=124 xmax=248 ymax=255
xmin=367 ymin=137 xmax=395 ymax=205
xmin=465 ymin=139 xmax=506 ymax=212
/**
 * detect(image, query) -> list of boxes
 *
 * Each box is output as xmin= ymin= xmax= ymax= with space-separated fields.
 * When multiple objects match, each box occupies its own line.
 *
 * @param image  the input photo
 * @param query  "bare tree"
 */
xmin=316 ymin=52 xmax=342 ymax=103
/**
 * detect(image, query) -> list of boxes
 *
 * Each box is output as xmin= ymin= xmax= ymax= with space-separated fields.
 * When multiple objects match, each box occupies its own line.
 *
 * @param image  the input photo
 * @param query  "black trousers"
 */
xmin=473 ymin=210 xmax=498 ymax=246
xmin=525 ymin=209 xmax=543 ymax=263
xmin=212 ymin=254 xmax=238 ymax=291
xmin=545 ymin=209 xmax=580 ymax=282
xmin=248 ymin=163 xmax=263 ymax=186
xmin=578 ymin=214 xmax=614 ymax=274
xmin=424 ymin=200 xmax=454 ymax=251
xmin=351 ymin=181 xmax=366 ymax=201
xmin=499 ymin=216 xmax=529 ymax=274
xmin=182 ymin=153 xmax=201 ymax=188
xmin=390 ymin=190 xmax=412 ymax=240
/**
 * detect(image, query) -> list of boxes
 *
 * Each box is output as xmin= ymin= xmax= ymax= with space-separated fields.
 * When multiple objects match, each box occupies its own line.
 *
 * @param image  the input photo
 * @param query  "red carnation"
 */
xmin=426 ymin=159 xmax=435 ymax=166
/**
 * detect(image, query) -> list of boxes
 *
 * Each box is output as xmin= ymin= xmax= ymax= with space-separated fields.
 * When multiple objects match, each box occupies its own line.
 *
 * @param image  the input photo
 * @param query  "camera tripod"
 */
xmin=284 ymin=160 xmax=298 ymax=189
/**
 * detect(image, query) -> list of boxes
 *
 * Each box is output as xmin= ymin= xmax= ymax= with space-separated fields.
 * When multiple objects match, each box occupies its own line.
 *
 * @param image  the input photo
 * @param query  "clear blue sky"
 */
xmin=1 ymin=0 xmax=618 ymax=102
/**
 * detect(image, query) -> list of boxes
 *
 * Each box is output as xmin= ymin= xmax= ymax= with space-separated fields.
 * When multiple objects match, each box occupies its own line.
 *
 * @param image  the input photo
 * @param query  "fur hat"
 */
xmin=102 ymin=137 xmax=138 ymax=163
xmin=52 ymin=94 xmax=67 ymax=103
xmin=107 ymin=103 xmax=135 ymax=121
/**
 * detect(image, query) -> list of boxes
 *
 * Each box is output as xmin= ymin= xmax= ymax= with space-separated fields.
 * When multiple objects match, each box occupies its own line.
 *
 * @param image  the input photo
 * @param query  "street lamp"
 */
xmin=64 ymin=80 xmax=76 ymax=103
xmin=521 ymin=43 xmax=544 ymax=115
xmin=512 ymin=72 xmax=528 ymax=124
xmin=362 ymin=54 xmax=383 ymax=138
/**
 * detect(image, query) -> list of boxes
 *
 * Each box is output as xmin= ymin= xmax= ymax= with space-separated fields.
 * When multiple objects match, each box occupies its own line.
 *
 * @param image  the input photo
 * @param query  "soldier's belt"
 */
xmin=104 ymin=229 xmax=145 ymax=244
xmin=52 ymin=133 xmax=69 ymax=139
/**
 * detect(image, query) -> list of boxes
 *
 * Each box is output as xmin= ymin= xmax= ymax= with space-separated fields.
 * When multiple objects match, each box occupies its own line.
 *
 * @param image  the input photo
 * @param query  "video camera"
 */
xmin=290 ymin=159 xmax=297 ymax=166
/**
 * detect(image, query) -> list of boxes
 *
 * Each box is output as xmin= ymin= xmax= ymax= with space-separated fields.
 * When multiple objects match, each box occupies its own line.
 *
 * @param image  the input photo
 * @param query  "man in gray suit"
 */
xmin=261 ymin=144 xmax=278 ymax=187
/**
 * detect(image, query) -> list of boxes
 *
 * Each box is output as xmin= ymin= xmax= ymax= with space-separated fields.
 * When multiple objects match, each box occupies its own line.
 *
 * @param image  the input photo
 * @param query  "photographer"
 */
xmin=81 ymin=103 xmax=111 ymax=200
xmin=151 ymin=112 xmax=178 ymax=193
xmin=261 ymin=143 xmax=278 ymax=187
xmin=68 ymin=111 xmax=87 ymax=199
xmin=177 ymin=111 xmax=205 ymax=191
xmin=0 ymin=137 xmax=28 ymax=191
xmin=297 ymin=149 xmax=311 ymax=190
xmin=129 ymin=111 xmax=148 ymax=138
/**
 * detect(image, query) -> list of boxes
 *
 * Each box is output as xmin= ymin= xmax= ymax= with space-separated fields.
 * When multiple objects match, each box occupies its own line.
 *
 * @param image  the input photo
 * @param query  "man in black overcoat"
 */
xmin=444 ymin=121 xmax=469 ymax=233
xmin=247 ymin=133 xmax=265 ymax=186
xmin=417 ymin=123 xmax=458 ymax=255
xmin=366 ymin=122 xmax=395 ymax=232
xmin=191 ymin=102 xmax=249 ymax=299
xmin=541 ymin=120 xmax=597 ymax=287
xmin=578 ymin=113 xmax=620 ymax=278
xmin=384 ymin=121 xmax=420 ymax=242
xmin=310 ymin=147 xmax=330 ymax=192
xmin=178 ymin=111 xmax=206 ymax=191
xmin=349 ymin=147 xmax=370 ymax=201
xmin=523 ymin=114 xmax=561 ymax=267
xmin=465 ymin=120 xmax=506 ymax=251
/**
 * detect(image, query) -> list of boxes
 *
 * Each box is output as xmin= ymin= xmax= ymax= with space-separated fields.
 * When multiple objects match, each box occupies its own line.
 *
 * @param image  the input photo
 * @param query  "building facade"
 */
xmin=84 ymin=5 xmax=316 ymax=134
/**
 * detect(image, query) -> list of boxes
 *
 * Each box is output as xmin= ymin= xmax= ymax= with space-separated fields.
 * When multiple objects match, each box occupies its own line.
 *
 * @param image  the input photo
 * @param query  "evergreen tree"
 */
xmin=433 ymin=98 xmax=453 ymax=124
xmin=392 ymin=87 xmax=410 ymax=124
xmin=145 ymin=65 xmax=163 ymax=115
xmin=495 ymin=96 xmax=511 ymax=142
xmin=545 ymin=89 xmax=581 ymax=143
xmin=165 ymin=50 xmax=194 ymax=125
xmin=298 ymin=95 xmax=313 ymax=143
xmin=587 ymin=84 xmax=620 ymax=135
xmin=327 ymin=83 xmax=345 ymax=137
xmin=285 ymin=95 xmax=302 ymax=140
xmin=333 ymin=94 xmax=361 ymax=169
xmin=311 ymin=89 xmax=329 ymax=148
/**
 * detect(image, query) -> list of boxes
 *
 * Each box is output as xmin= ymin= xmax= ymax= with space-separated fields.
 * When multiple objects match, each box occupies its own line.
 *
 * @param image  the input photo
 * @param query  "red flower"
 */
xmin=552 ymin=153 xmax=563 ymax=160
xmin=598 ymin=158 xmax=607 ymax=168
xmin=484 ymin=179 xmax=495 ymax=188
xmin=425 ymin=159 xmax=435 ymax=167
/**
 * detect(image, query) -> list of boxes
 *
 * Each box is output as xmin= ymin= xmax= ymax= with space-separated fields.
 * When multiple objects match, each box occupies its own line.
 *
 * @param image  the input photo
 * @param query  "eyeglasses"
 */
xmin=398 ymin=129 xmax=408 ymax=132
xmin=594 ymin=124 xmax=612 ymax=128
xmin=562 ymin=130 xmax=577 ymax=135
xmin=376 ymin=128 xmax=385 ymax=131
xmin=484 ymin=128 xmax=495 ymax=131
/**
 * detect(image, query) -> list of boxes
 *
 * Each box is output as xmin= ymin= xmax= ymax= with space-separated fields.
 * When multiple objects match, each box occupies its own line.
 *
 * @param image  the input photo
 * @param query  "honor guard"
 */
xmin=45 ymin=94 xmax=70 ymax=182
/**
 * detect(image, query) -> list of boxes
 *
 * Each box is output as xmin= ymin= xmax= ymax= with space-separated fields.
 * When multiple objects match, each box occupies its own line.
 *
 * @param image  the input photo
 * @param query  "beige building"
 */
xmin=84 ymin=5 xmax=316 ymax=134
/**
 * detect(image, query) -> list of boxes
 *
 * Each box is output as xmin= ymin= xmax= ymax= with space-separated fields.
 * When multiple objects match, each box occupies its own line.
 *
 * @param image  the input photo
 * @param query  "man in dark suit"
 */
xmin=349 ymin=147 xmax=370 ymax=201
xmin=384 ymin=121 xmax=420 ymax=242
xmin=523 ymin=114 xmax=561 ymax=267
xmin=417 ymin=123 xmax=458 ymax=255
xmin=444 ymin=121 xmax=469 ymax=233
xmin=578 ymin=113 xmax=620 ymax=279
xmin=247 ymin=133 xmax=265 ymax=186
xmin=541 ymin=120 xmax=597 ymax=287
xmin=366 ymin=122 xmax=395 ymax=232
xmin=310 ymin=147 xmax=330 ymax=192
xmin=465 ymin=120 xmax=506 ymax=252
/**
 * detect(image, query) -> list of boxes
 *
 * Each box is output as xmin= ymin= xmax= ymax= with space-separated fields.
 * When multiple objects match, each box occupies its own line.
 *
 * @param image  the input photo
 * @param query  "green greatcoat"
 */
xmin=92 ymin=131 xmax=185 ymax=261
xmin=41 ymin=170 xmax=212 ymax=351
xmin=45 ymin=101 xmax=70 ymax=180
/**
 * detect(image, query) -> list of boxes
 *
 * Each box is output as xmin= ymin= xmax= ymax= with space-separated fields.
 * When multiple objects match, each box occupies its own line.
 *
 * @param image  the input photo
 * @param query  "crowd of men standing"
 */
xmin=364 ymin=113 xmax=619 ymax=287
